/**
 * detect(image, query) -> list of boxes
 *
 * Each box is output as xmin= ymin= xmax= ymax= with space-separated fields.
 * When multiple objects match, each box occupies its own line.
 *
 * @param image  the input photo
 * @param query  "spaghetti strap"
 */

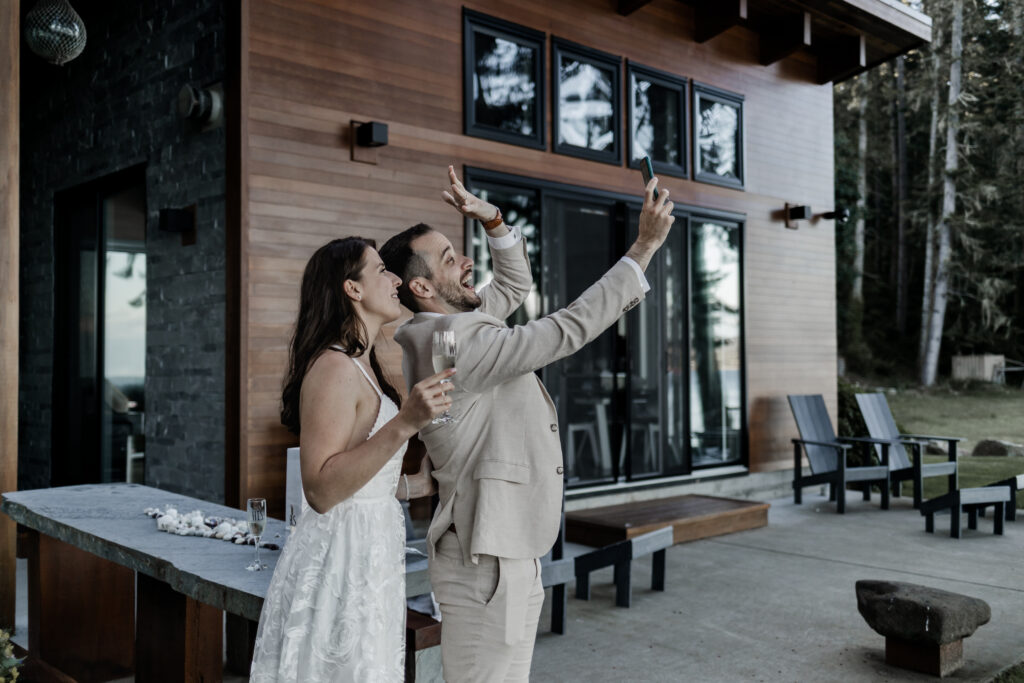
xmin=350 ymin=356 xmax=384 ymax=400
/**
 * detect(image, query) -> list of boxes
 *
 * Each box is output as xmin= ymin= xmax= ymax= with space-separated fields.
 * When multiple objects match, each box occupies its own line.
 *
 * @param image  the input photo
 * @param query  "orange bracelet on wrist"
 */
xmin=481 ymin=208 xmax=503 ymax=230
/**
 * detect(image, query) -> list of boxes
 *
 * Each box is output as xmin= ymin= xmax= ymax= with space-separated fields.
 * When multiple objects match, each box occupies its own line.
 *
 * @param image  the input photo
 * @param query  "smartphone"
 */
xmin=640 ymin=156 xmax=659 ymax=201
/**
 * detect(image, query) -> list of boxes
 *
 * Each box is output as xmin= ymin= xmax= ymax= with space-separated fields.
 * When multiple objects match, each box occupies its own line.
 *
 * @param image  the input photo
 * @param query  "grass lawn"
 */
xmin=883 ymin=383 xmax=1024 ymax=508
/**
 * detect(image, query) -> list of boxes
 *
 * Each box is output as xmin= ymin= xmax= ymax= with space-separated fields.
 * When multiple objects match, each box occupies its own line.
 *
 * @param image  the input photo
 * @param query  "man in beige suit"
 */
xmin=380 ymin=166 xmax=674 ymax=681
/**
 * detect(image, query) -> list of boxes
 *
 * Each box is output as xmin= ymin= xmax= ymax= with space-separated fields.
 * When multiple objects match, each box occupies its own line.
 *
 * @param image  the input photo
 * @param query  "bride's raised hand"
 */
xmin=397 ymin=368 xmax=456 ymax=430
xmin=441 ymin=165 xmax=499 ymax=223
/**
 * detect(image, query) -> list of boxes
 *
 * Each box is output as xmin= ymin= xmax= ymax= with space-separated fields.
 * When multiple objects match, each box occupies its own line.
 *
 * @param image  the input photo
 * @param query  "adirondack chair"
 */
xmin=788 ymin=394 xmax=890 ymax=513
xmin=854 ymin=393 xmax=961 ymax=509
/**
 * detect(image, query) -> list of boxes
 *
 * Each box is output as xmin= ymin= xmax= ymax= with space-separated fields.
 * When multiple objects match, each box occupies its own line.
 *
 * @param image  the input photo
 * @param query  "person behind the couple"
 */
xmin=251 ymin=165 xmax=675 ymax=682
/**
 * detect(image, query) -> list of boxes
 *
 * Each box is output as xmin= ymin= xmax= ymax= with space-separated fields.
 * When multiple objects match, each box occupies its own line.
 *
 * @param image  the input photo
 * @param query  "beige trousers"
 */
xmin=430 ymin=531 xmax=545 ymax=682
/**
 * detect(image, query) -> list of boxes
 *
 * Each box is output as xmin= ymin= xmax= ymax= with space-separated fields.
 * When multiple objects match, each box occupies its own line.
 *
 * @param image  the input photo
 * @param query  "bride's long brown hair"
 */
xmin=281 ymin=237 xmax=402 ymax=435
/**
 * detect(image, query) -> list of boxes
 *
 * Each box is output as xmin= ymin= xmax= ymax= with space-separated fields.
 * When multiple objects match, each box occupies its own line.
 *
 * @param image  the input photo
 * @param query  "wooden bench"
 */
xmin=920 ymin=486 xmax=1012 ymax=538
xmin=565 ymin=494 xmax=769 ymax=607
xmin=405 ymin=608 xmax=442 ymax=682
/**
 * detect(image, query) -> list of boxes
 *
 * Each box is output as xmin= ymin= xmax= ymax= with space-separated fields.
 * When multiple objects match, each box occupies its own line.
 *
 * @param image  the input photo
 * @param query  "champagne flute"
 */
xmin=246 ymin=498 xmax=268 ymax=571
xmin=431 ymin=330 xmax=457 ymax=424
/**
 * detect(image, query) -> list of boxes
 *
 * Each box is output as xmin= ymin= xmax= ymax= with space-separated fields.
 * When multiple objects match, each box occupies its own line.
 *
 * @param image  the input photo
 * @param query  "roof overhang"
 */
xmin=619 ymin=0 xmax=932 ymax=83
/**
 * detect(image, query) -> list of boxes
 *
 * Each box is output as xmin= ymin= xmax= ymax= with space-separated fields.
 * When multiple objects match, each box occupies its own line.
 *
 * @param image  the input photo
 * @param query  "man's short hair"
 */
xmin=379 ymin=223 xmax=435 ymax=313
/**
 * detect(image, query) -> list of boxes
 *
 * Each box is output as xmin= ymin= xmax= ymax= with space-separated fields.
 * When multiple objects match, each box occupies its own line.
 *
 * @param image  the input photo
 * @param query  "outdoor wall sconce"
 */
xmin=823 ymin=207 xmax=851 ymax=224
xmin=159 ymin=205 xmax=197 ymax=246
xmin=356 ymin=121 xmax=389 ymax=147
xmin=177 ymin=84 xmax=224 ymax=131
xmin=350 ymin=121 xmax=387 ymax=165
xmin=784 ymin=203 xmax=812 ymax=229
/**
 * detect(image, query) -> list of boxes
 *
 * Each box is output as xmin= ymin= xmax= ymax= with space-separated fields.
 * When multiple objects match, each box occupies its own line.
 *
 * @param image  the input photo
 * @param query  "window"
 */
xmin=463 ymin=10 xmax=546 ymax=149
xmin=693 ymin=83 xmax=744 ymax=189
xmin=627 ymin=63 xmax=687 ymax=178
xmin=552 ymin=38 xmax=621 ymax=164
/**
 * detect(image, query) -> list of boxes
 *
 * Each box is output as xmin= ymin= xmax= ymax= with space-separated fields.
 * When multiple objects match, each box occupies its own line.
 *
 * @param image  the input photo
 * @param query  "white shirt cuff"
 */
xmin=486 ymin=224 xmax=522 ymax=250
xmin=619 ymin=257 xmax=651 ymax=293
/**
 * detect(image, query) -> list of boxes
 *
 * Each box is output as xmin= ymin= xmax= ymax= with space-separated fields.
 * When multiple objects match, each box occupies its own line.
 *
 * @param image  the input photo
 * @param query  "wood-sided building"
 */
xmin=234 ymin=0 xmax=930 ymax=515
xmin=3 ymin=0 xmax=930 ymax=621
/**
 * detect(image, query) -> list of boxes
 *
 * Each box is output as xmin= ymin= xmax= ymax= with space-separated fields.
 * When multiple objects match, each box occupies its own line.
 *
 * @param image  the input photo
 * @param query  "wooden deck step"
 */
xmin=566 ymin=494 xmax=770 ymax=548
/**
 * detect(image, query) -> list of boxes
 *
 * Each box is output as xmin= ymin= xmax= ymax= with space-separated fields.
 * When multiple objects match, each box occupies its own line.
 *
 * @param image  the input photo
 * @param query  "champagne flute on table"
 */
xmin=431 ymin=330 xmax=457 ymax=424
xmin=246 ymin=497 xmax=268 ymax=571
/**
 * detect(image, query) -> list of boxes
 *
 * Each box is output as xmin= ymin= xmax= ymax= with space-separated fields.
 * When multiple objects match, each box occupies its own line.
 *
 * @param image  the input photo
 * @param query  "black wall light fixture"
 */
xmin=356 ymin=121 xmax=388 ymax=147
xmin=784 ymin=203 xmax=811 ymax=229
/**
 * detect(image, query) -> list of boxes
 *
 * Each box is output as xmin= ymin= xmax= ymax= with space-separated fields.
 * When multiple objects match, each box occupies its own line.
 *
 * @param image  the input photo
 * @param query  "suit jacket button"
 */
xmin=556 ymin=466 xmax=564 ymax=475
xmin=550 ymin=424 xmax=558 ymax=432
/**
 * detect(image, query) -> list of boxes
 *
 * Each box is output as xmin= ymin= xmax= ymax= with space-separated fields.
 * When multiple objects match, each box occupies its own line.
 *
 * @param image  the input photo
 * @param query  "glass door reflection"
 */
xmin=689 ymin=219 xmax=742 ymax=467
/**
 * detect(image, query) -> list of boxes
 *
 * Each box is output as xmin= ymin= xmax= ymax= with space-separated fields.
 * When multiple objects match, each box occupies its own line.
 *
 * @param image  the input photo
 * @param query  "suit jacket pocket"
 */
xmin=473 ymin=459 xmax=530 ymax=484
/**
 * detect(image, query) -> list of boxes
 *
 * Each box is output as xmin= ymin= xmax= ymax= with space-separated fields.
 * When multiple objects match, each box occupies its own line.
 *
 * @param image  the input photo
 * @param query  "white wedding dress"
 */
xmin=250 ymin=354 xmax=407 ymax=682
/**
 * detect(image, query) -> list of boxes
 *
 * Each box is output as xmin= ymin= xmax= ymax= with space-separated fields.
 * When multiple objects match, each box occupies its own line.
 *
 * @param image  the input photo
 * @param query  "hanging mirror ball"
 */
xmin=24 ymin=0 xmax=88 ymax=66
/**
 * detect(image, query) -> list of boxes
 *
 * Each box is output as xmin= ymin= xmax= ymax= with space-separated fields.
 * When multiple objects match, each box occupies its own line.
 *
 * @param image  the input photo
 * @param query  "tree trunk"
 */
xmin=894 ymin=56 xmax=908 ymax=335
xmin=918 ymin=38 xmax=942 ymax=365
xmin=852 ymin=72 xmax=868 ymax=318
xmin=920 ymin=0 xmax=963 ymax=386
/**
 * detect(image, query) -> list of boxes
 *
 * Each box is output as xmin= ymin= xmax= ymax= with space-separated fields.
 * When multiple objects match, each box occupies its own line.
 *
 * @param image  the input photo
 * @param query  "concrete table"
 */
xmin=1 ymin=483 xmax=430 ymax=682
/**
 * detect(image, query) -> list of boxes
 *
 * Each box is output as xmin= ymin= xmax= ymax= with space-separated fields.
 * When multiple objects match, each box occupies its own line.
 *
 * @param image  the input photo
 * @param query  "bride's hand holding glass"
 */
xmin=396 ymin=367 xmax=456 ymax=432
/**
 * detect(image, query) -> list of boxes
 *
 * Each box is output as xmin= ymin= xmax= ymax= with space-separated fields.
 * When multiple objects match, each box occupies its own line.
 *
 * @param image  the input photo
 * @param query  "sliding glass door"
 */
xmin=465 ymin=169 xmax=745 ymax=488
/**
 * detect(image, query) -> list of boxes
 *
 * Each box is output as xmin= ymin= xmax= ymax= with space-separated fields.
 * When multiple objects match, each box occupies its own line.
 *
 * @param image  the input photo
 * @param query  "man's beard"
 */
xmin=435 ymin=278 xmax=481 ymax=312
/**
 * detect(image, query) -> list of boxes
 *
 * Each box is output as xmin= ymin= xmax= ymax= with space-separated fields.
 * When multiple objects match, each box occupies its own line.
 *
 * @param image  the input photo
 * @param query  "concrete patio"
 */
xmin=11 ymin=488 xmax=1023 ymax=682
xmin=532 ymin=489 xmax=1024 ymax=682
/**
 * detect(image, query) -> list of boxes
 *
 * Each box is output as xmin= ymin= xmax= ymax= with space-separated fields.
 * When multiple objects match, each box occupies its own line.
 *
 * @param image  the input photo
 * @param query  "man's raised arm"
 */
xmin=441 ymin=166 xmax=532 ymax=320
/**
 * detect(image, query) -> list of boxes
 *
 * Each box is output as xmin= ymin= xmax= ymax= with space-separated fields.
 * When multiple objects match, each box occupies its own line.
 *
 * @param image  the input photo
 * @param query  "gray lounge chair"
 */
xmin=788 ymin=394 xmax=890 ymax=513
xmin=854 ymin=393 xmax=960 ymax=509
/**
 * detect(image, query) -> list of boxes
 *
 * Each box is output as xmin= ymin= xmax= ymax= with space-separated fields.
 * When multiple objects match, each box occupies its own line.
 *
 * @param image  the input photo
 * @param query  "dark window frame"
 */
xmin=551 ymin=38 xmax=622 ymax=165
xmin=692 ymin=82 xmax=745 ymax=190
xmin=626 ymin=61 xmax=688 ymax=179
xmin=463 ymin=165 xmax=748 ymax=489
xmin=463 ymin=9 xmax=547 ymax=150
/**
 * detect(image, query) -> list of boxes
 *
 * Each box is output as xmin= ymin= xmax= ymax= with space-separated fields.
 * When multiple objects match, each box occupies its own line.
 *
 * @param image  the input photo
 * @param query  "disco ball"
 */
xmin=24 ymin=0 xmax=87 ymax=66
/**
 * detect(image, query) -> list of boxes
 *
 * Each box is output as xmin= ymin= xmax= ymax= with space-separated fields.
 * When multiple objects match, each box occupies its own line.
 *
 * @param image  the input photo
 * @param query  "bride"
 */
xmin=250 ymin=236 xmax=453 ymax=682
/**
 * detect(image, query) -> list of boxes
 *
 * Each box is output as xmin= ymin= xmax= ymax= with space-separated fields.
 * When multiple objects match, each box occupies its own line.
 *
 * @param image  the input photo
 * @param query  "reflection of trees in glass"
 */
xmin=474 ymin=33 xmax=536 ymax=134
xmin=471 ymin=186 xmax=541 ymax=325
xmin=558 ymin=58 xmax=613 ymax=151
xmin=631 ymin=76 xmax=679 ymax=164
xmin=690 ymin=222 xmax=740 ymax=462
xmin=698 ymin=101 xmax=738 ymax=177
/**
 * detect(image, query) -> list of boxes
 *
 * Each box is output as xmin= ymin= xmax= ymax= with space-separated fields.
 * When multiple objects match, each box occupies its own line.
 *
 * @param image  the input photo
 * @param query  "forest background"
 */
xmin=833 ymin=0 xmax=1024 ymax=385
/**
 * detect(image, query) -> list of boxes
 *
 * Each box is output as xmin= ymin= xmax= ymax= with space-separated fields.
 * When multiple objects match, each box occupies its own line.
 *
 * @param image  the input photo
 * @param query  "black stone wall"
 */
xmin=19 ymin=0 xmax=228 ymax=503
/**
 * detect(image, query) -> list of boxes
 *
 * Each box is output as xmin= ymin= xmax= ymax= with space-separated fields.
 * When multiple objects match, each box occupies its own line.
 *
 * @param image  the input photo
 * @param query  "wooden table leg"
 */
xmin=225 ymin=613 xmax=258 ymax=675
xmin=27 ymin=531 xmax=135 ymax=682
xmin=136 ymin=573 xmax=223 ymax=682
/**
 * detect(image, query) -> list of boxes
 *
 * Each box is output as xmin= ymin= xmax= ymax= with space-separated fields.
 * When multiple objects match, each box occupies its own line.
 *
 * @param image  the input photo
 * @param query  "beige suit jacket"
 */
xmin=394 ymin=235 xmax=646 ymax=565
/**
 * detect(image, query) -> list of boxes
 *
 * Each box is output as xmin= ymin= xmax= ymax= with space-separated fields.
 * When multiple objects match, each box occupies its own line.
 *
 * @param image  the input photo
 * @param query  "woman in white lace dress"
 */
xmin=250 ymin=237 xmax=454 ymax=682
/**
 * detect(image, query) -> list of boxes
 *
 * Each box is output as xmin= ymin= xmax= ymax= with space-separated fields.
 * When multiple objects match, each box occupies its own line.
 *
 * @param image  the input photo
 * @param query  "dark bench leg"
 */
xmin=951 ymin=500 xmax=962 ymax=539
xmin=862 ymin=483 xmax=871 ymax=501
xmin=575 ymin=572 xmax=590 ymax=601
xmin=651 ymin=549 xmax=665 ymax=592
xmin=967 ymin=507 xmax=978 ymax=530
xmin=551 ymin=584 xmax=566 ymax=634
xmin=925 ymin=513 xmax=935 ymax=534
xmin=614 ymin=560 xmax=631 ymax=608
xmin=994 ymin=503 xmax=1005 ymax=535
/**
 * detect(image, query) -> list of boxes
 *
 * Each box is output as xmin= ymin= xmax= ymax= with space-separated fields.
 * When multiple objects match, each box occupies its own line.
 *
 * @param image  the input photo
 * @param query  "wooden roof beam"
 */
xmin=693 ymin=0 xmax=748 ymax=43
xmin=759 ymin=12 xmax=812 ymax=66
xmin=617 ymin=0 xmax=655 ymax=16
xmin=816 ymin=33 xmax=866 ymax=84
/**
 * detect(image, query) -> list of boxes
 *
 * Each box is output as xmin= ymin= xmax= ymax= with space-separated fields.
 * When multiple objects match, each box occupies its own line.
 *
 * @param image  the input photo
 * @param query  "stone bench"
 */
xmin=920 ymin=486 xmax=1012 ymax=538
xmin=856 ymin=580 xmax=991 ymax=677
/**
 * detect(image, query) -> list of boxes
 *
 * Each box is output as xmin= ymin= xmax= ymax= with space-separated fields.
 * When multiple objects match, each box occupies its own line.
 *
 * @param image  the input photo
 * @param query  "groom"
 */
xmin=380 ymin=166 xmax=675 ymax=681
